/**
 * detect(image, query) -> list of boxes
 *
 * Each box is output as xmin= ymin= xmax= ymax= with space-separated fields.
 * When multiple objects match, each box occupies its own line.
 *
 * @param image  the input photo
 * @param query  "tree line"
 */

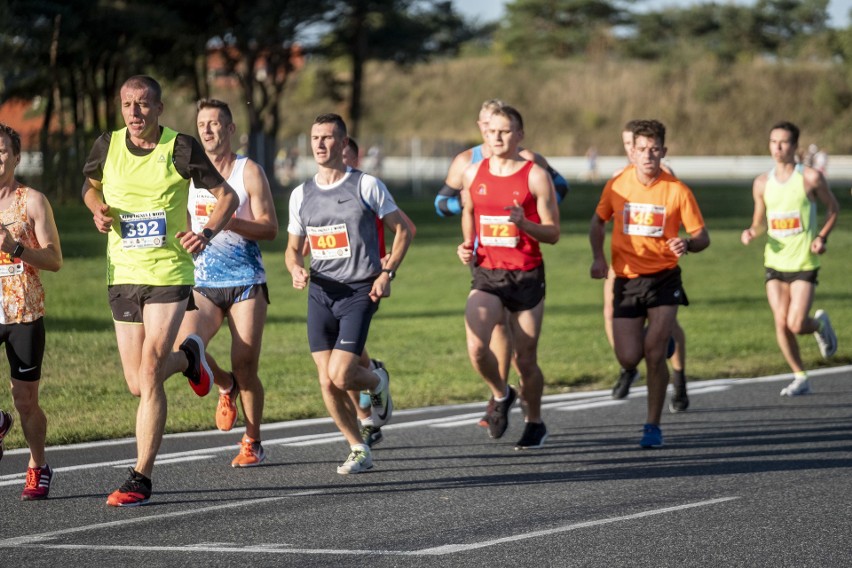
xmin=1 ymin=0 xmax=849 ymax=199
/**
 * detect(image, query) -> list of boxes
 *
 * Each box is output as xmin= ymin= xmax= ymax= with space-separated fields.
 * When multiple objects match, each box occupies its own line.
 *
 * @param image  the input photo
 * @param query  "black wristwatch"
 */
xmin=201 ymin=227 xmax=214 ymax=241
xmin=12 ymin=241 xmax=25 ymax=259
xmin=382 ymin=268 xmax=396 ymax=281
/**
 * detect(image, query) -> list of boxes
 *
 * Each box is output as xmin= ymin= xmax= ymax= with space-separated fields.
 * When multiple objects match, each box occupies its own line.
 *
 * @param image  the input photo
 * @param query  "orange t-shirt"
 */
xmin=595 ymin=169 xmax=705 ymax=278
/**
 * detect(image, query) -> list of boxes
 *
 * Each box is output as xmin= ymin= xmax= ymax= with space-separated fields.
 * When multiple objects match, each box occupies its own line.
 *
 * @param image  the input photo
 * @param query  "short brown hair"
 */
xmin=632 ymin=119 xmax=666 ymax=146
xmin=0 ymin=123 xmax=21 ymax=156
xmin=196 ymin=99 xmax=233 ymax=123
xmin=490 ymin=105 xmax=524 ymax=131
xmin=314 ymin=113 xmax=347 ymax=137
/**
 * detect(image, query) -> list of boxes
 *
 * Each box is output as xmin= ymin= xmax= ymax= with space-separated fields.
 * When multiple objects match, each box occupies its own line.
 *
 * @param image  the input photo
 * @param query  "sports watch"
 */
xmin=201 ymin=227 xmax=214 ymax=241
xmin=382 ymin=268 xmax=396 ymax=281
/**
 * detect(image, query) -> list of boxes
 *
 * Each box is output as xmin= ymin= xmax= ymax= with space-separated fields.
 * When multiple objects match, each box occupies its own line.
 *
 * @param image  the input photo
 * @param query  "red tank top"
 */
xmin=470 ymin=159 xmax=541 ymax=270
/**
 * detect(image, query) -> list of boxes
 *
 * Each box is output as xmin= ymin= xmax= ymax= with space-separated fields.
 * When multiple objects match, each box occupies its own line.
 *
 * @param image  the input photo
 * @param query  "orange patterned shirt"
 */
xmin=0 ymin=185 xmax=45 ymax=323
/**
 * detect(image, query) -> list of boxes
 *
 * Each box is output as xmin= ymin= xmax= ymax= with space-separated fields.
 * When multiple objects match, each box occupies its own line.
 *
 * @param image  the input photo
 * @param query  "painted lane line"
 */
xmin=0 ymin=496 xmax=288 ymax=547
xmin=3 ymin=496 xmax=740 ymax=556
xmin=410 ymin=496 xmax=741 ymax=556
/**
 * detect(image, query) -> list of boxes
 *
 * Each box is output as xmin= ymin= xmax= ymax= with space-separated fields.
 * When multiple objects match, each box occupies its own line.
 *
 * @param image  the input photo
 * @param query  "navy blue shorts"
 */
xmin=307 ymin=278 xmax=378 ymax=354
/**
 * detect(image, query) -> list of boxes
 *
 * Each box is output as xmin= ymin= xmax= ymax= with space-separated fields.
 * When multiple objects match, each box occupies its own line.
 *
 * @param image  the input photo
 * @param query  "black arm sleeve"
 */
xmin=81 ymin=132 xmax=112 ymax=182
xmin=173 ymin=134 xmax=226 ymax=189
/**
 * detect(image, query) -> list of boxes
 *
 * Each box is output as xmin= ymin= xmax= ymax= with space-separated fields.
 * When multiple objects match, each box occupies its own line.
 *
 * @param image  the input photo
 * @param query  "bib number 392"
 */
xmin=120 ymin=211 xmax=167 ymax=249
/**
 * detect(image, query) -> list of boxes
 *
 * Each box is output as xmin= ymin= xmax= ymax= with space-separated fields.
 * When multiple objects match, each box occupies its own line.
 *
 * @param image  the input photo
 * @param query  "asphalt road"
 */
xmin=1 ymin=366 xmax=851 ymax=568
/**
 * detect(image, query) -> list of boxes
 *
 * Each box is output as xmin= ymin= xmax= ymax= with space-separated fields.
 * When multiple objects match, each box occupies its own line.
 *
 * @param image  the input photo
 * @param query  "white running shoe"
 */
xmin=337 ymin=446 xmax=373 ymax=474
xmin=780 ymin=377 xmax=811 ymax=397
xmin=813 ymin=310 xmax=837 ymax=359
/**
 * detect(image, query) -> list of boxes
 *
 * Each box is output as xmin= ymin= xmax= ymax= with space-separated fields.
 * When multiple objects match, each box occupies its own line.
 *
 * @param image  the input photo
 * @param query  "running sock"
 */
xmin=672 ymin=369 xmax=685 ymax=387
xmin=132 ymin=469 xmax=153 ymax=490
xmin=494 ymin=385 xmax=510 ymax=402
xmin=794 ymin=371 xmax=808 ymax=381
xmin=361 ymin=416 xmax=375 ymax=427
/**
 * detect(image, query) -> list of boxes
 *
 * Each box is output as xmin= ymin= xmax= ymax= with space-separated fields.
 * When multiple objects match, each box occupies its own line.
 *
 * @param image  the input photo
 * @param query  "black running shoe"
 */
xmin=669 ymin=382 xmax=689 ymax=413
xmin=487 ymin=386 xmax=517 ymax=439
xmin=612 ymin=368 xmax=639 ymax=400
xmin=515 ymin=421 xmax=548 ymax=450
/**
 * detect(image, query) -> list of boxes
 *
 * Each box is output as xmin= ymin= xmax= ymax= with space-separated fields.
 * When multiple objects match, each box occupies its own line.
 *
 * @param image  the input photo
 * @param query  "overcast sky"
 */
xmin=454 ymin=0 xmax=851 ymax=29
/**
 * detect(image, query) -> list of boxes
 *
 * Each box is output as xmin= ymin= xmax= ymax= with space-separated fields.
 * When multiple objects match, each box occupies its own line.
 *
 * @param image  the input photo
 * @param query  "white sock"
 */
xmin=361 ymin=416 xmax=375 ymax=427
xmin=494 ymin=385 xmax=510 ymax=402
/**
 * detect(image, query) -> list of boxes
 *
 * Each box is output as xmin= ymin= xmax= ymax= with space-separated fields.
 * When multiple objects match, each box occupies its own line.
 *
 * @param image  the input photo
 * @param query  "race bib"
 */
xmin=307 ymin=223 xmax=351 ymax=260
xmin=767 ymin=211 xmax=803 ymax=238
xmin=191 ymin=188 xmax=217 ymax=231
xmin=0 ymin=252 xmax=24 ymax=277
xmin=479 ymin=215 xmax=519 ymax=247
xmin=623 ymin=203 xmax=665 ymax=237
xmin=119 ymin=210 xmax=167 ymax=249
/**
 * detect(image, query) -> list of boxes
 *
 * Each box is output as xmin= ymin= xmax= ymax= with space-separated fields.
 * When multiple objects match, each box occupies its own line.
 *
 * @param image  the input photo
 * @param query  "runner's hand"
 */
xmin=92 ymin=203 xmax=113 ymax=233
xmin=457 ymin=241 xmax=474 ymax=265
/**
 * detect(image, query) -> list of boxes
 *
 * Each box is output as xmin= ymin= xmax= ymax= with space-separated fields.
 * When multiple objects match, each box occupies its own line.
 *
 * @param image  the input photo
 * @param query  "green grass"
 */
xmin=2 ymin=182 xmax=850 ymax=449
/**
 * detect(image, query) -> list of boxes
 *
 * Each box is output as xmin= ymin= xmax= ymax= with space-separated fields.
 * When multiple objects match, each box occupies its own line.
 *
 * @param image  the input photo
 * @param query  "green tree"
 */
xmin=321 ymin=0 xmax=475 ymax=137
xmin=498 ymin=0 xmax=627 ymax=59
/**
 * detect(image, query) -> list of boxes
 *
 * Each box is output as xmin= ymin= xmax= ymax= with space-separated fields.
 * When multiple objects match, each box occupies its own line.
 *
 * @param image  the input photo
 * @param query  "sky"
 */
xmin=454 ymin=0 xmax=851 ymax=29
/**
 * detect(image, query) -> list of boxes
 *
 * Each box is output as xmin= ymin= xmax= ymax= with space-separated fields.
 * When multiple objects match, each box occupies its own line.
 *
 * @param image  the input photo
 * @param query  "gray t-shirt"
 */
xmin=288 ymin=168 xmax=398 ymax=284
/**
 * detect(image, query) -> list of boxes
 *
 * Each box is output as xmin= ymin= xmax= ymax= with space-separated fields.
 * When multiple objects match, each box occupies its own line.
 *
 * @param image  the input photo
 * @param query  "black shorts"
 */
xmin=0 ymin=318 xmax=46 ymax=382
xmin=471 ymin=264 xmax=546 ymax=313
xmin=108 ymin=285 xmax=197 ymax=323
xmin=307 ymin=277 xmax=378 ymax=355
xmin=765 ymin=267 xmax=819 ymax=285
xmin=194 ymin=283 xmax=270 ymax=311
xmin=613 ymin=266 xmax=688 ymax=319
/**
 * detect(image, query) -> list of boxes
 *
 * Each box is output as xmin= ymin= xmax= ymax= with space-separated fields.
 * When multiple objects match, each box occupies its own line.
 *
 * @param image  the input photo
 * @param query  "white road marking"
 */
xmin=1 ymin=497 xmax=739 ymax=556
xmin=0 ymin=496 xmax=287 ymax=547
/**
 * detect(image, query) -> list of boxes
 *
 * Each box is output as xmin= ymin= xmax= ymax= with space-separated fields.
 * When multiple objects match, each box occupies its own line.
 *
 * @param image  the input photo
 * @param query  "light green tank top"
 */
xmin=763 ymin=165 xmax=818 ymax=272
xmin=102 ymin=127 xmax=194 ymax=285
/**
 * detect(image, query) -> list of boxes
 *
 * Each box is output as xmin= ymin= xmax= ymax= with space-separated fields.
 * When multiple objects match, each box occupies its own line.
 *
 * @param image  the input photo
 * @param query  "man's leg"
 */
xmin=10 ymin=378 xmax=46 ymax=469
xmin=314 ymin=349 xmax=377 ymax=447
xmin=226 ymin=296 xmax=267 ymax=441
xmin=509 ymin=300 xmax=545 ymax=423
xmin=176 ymin=293 xmax=226 ymax=387
xmin=644 ymin=305 xmax=678 ymax=426
xmin=114 ymin=299 xmax=190 ymax=478
xmin=465 ymin=290 xmax=510 ymax=399
xmin=766 ymin=280 xmax=807 ymax=374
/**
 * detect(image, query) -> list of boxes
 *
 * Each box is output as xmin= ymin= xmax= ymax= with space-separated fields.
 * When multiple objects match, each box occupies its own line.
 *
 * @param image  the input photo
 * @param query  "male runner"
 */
xmin=82 ymin=76 xmax=238 ymax=506
xmin=0 ymin=123 xmax=63 ymax=500
xmin=285 ymin=114 xmax=412 ymax=473
xmin=457 ymin=105 xmax=559 ymax=449
xmin=177 ymin=99 xmax=277 ymax=466
xmin=741 ymin=121 xmax=838 ymax=395
xmin=590 ymin=119 xmax=709 ymax=448
xmin=607 ymin=120 xmax=689 ymax=412
xmin=437 ymin=99 xmax=568 ymax=426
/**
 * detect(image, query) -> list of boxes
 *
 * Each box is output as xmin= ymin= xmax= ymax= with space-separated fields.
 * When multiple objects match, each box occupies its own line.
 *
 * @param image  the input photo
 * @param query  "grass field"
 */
xmin=1 ymin=181 xmax=849 ymax=449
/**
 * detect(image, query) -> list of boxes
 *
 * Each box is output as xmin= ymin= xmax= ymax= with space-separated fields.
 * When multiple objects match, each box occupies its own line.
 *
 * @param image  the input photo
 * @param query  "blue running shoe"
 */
xmin=640 ymin=424 xmax=664 ymax=448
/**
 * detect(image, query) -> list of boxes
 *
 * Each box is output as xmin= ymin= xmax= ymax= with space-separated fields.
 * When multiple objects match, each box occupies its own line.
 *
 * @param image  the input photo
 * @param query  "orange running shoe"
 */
xmin=231 ymin=435 xmax=266 ymax=468
xmin=216 ymin=375 xmax=239 ymax=431
xmin=21 ymin=464 xmax=53 ymax=501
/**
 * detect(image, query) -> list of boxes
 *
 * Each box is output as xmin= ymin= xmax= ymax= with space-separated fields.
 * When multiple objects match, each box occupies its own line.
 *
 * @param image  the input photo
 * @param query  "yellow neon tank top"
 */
xmin=763 ymin=165 xmax=818 ymax=272
xmin=102 ymin=127 xmax=194 ymax=285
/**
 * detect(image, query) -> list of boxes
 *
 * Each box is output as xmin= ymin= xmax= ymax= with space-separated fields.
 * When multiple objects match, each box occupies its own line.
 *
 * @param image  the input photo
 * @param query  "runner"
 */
xmin=607 ymin=120 xmax=689 ymax=413
xmin=741 ymin=121 xmax=839 ymax=396
xmin=82 ymin=75 xmax=238 ymax=506
xmin=176 ymin=99 xmax=277 ymax=466
xmin=437 ymin=99 xmax=569 ymax=426
xmin=0 ymin=123 xmax=63 ymax=500
xmin=590 ymin=119 xmax=709 ymax=448
xmin=285 ymin=113 xmax=412 ymax=473
xmin=457 ymin=105 xmax=559 ymax=449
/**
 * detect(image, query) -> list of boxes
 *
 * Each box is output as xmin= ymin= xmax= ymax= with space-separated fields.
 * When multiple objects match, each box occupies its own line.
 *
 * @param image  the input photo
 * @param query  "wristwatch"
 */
xmin=12 ymin=241 xmax=24 ymax=258
xmin=201 ymin=227 xmax=214 ymax=241
xmin=382 ymin=268 xmax=396 ymax=281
